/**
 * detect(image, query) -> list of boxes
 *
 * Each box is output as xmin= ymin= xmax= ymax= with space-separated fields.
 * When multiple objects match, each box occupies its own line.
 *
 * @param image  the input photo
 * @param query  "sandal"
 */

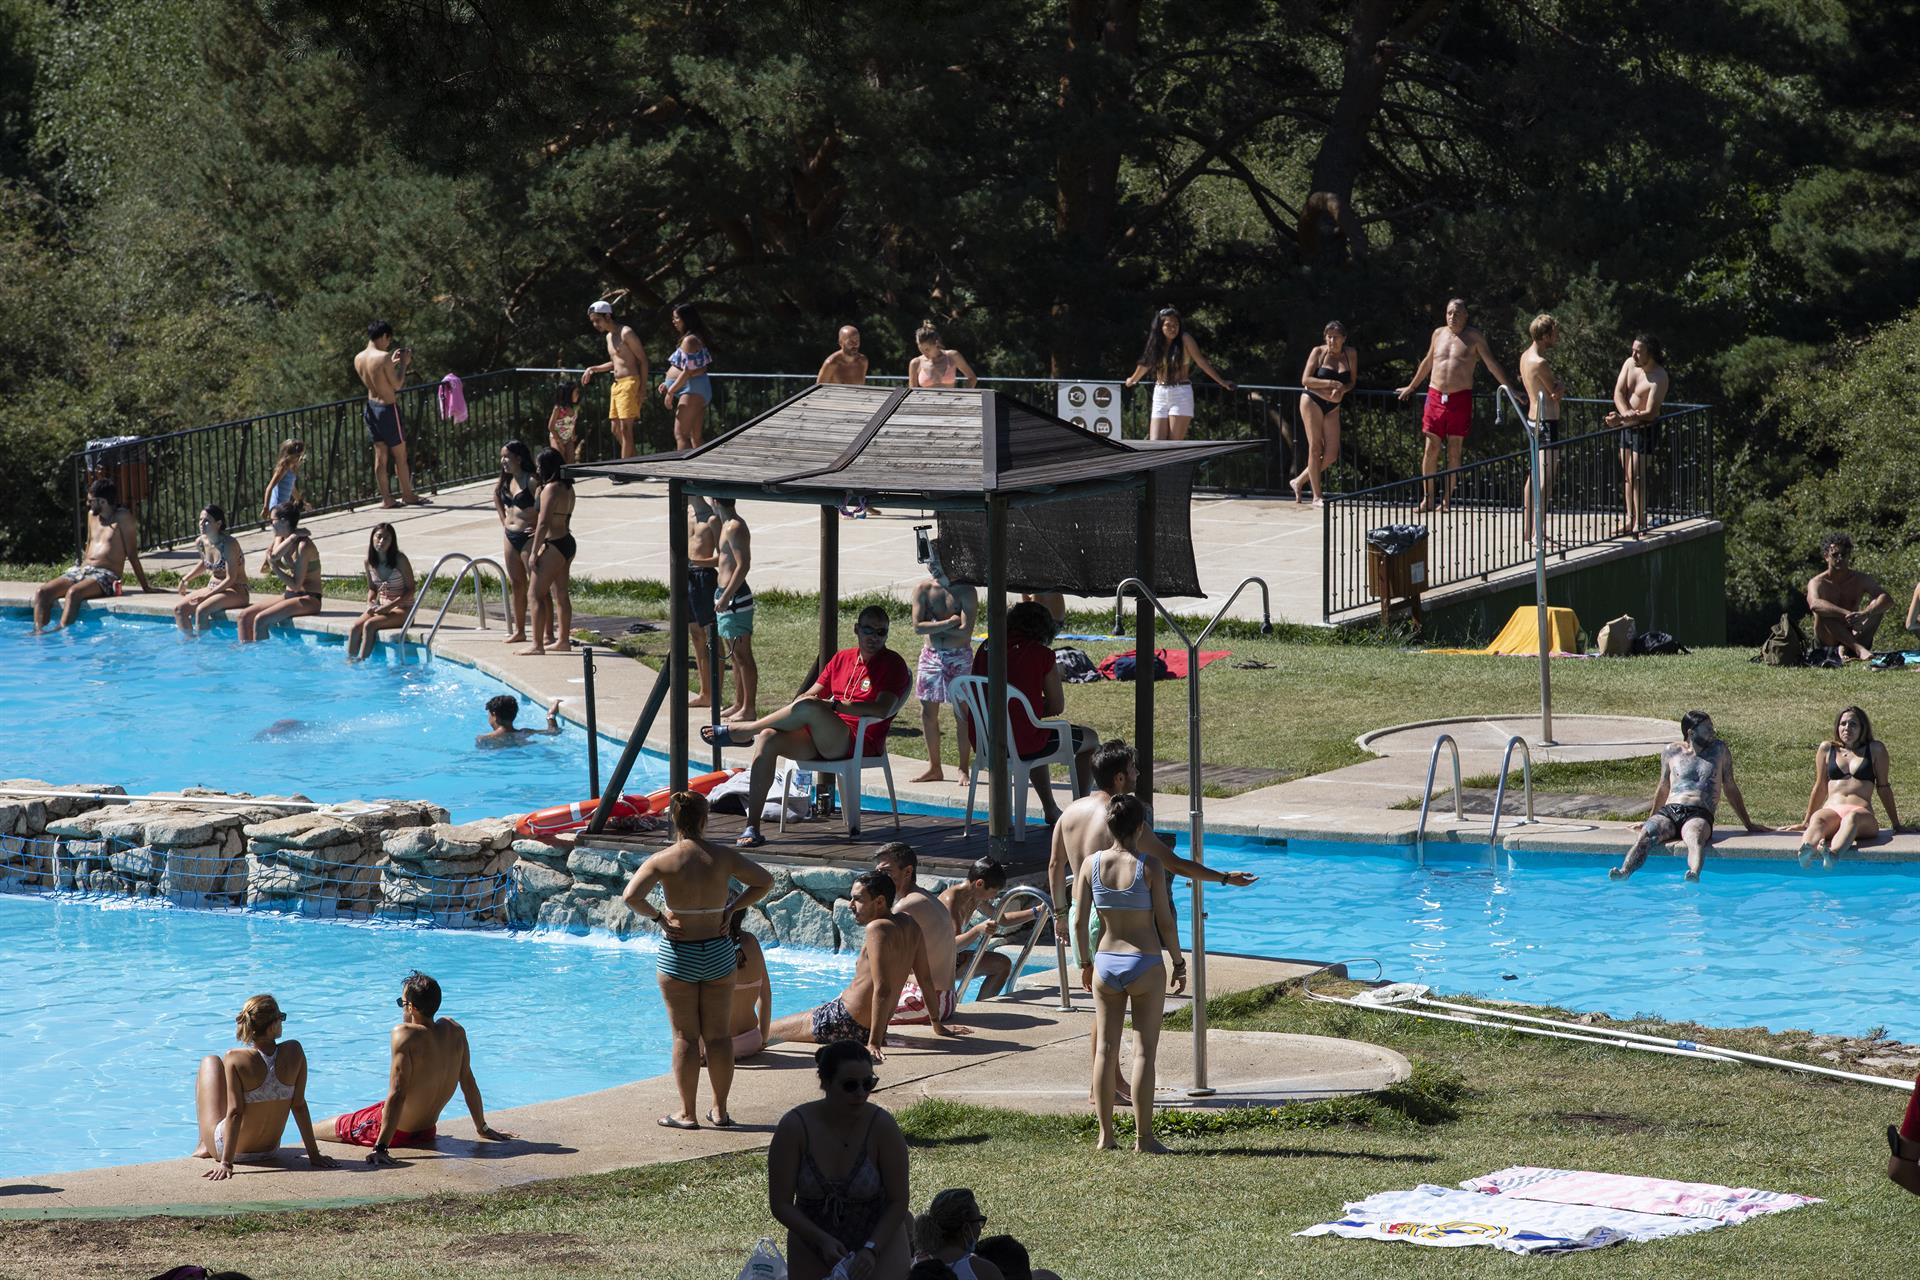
xmin=700 ymin=723 xmax=743 ymax=748
xmin=658 ymin=1115 xmax=700 ymax=1131
xmin=736 ymin=827 xmax=765 ymax=849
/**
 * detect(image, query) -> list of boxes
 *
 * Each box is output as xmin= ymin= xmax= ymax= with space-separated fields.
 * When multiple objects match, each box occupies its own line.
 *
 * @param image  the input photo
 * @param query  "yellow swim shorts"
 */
xmin=609 ymin=376 xmax=643 ymax=420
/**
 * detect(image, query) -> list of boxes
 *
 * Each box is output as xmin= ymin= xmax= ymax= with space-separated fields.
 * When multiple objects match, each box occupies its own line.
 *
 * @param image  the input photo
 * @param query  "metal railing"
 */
xmin=1488 ymin=735 xmax=1536 ymax=846
xmin=1414 ymin=734 xmax=1463 ymax=867
xmin=954 ymin=886 xmax=1066 ymax=1008
xmin=398 ymin=553 xmax=511 ymax=648
xmin=1322 ymin=402 xmax=1715 ymax=620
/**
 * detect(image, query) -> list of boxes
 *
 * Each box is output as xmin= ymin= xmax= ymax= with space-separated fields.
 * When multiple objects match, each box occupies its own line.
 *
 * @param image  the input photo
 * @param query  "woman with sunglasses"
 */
xmin=173 ymin=505 xmax=249 ymax=633
xmin=190 ymin=994 xmax=336 ymax=1179
xmin=912 ymin=1188 xmax=1005 ymax=1280
xmin=768 ymin=1040 xmax=911 ymax=1280
xmin=1123 ymin=306 xmax=1234 ymax=441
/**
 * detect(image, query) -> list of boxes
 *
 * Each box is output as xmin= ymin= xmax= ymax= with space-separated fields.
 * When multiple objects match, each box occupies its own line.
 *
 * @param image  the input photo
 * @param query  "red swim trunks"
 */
xmin=1421 ymin=387 xmax=1473 ymax=439
xmin=334 ymin=1102 xmax=437 ymax=1148
xmin=1903 ymin=1072 xmax=1920 ymax=1143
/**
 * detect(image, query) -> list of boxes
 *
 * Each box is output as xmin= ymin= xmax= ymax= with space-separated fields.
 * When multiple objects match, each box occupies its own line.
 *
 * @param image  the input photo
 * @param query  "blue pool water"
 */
xmin=1172 ymin=835 xmax=1920 ymax=1042
xmin=0 ymin=611 xmax=665 ymax=822
xmin=0 ymin=894 xmax=855 ymax=1178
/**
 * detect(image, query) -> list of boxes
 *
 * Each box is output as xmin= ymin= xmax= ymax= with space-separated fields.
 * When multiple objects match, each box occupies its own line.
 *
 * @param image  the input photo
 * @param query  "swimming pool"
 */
xmin=1173 ymin=835 xmax=1920 ymax=1042
xmin=0 ymin=610 xmax=664 ymax=822
xmin=0 ymin=893 xmax=856 ymax=1178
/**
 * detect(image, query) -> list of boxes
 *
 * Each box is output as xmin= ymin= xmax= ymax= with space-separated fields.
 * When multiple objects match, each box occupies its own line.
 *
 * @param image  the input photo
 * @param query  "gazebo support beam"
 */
xmin=986 ymin=495 xmax=1011 ymax=857
xmin=818 ymin=504 xmax=840 ymax=672
xmin=668 ymin=479 xmax=690 ymax=793
xmin=1134 ymin=474 xmax=1156 ymax=803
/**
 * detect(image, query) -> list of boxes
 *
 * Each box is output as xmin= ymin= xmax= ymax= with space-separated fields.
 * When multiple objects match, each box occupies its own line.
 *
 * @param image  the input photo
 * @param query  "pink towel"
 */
xmin=1461 ymin=1167 xmax=1820 ymax=1223
xmin=437 ymin=373 xmax=468 ymax=423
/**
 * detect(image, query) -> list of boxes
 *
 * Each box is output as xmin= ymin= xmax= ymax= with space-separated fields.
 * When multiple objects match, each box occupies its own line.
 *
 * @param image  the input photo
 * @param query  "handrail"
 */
xmin=1488 ymin=735 xmax=1535 ymax=847
xmin=399 ymin=553 xmax=511 ymax=649
xmin=953 ymin=886 xmax=1067 ymax=1009
xmin=1414 ymin=734 xmax=1463 ymax=865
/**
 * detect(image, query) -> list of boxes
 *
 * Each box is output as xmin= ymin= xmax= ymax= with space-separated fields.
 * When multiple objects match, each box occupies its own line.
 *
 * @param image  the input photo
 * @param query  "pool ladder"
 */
xmin=399 ymin=552 xmax=513 ymax=650
xmin=954 ymin=885 xmax=1073 ymax=1011
xmin=1413 ymin=733 xmax=1535 ymax=865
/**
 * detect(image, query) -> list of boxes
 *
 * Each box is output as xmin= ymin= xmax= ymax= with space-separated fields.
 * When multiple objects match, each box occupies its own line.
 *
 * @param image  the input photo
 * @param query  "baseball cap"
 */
xmin=588 ymin=300 xmax=614 ymax=316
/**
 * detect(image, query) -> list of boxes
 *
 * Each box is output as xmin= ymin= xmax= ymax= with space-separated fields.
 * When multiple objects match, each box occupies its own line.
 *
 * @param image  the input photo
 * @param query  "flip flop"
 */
xmin=658 ymin=1115 xmax=700 ymax=1131
xmin=736 ymin=828 xmax=765 ymax=849
xmin=700 ymin=723 xmax=743 ymax=748
xmin=706 ymin=1110 xmax=735 ymax=1128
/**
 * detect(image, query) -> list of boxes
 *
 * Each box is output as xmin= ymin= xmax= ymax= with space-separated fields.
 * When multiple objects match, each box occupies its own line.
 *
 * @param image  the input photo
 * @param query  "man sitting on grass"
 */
xmin=475 ymin=695 xmax=563 ymax=748
xmin=1608 ymin=710 xmax=1766 ymax=882
xmin=701 ymin=604 xmax=910 ymax=848
xmin=1806 ymin=532 xmax=1891 ymax=663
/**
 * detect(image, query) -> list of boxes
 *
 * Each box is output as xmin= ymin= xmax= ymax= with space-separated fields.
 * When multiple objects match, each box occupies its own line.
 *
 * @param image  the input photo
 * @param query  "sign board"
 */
xmin=1056 ymin=381 xmax=1123 ymax=438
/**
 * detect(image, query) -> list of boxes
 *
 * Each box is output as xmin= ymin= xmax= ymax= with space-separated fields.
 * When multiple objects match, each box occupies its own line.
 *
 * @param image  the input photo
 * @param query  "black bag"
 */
xmin=1630 ymin=630 xmax=1689 ymax=656
xmin=1759 ymin=613 xmax=1805 ymax=667
xmin=1055 ymin=647 xmax=1104 ymax=684
xmin=1101 ymin=652 xmax=1173 ymax=682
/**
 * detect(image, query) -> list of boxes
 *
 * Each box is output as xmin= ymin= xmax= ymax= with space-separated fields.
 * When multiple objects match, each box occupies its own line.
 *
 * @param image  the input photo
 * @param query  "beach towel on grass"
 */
xmin=1460 ymin=1167 xmax=1821 ymax=1223
xmin=1296 ymin=1185 xmax=1719 ymax=1254
xmin=1097 ymin=648 xmax=1231 ymax=679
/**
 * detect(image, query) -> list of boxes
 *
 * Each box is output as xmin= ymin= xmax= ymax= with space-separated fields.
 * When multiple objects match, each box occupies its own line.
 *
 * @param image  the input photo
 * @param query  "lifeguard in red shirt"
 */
xmin=703 ymin=604 xmax=911 ymax=847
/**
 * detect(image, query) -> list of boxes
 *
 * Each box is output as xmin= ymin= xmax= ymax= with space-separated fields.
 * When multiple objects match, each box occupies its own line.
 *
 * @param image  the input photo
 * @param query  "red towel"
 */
xmin=1101 ymin=648 xmax=1230 ymax=679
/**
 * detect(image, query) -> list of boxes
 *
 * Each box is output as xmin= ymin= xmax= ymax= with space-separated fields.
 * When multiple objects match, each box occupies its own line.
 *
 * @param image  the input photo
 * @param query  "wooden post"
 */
xmin=668 ymin=479 xmax=690 ymax=792
xmin=986 ymin=495 xmax=1011 ymax=857
xmin=818 ymin=504 xmax=840 ymax=670
xmin=1134 ymin=475 xmax=1156 ymax=802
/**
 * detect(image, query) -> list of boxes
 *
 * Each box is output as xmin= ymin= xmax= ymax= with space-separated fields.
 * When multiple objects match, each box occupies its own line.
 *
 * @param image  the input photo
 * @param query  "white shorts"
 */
xmin=1150 ymin=382 xmax=1194 ymax=420
xmin=891 ymin=977 xmax=957 ymax=1025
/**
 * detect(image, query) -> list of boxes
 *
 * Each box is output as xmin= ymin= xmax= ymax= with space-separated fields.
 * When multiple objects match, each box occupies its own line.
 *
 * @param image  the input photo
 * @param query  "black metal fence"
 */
xmin=1321 ymin=404 xmax=1716 ymax=620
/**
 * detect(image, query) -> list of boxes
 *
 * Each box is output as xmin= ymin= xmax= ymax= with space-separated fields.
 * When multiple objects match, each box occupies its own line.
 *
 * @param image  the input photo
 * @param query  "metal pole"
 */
xmin=709 ymin=620 xmax=723 ymax=771
xmin=582 ymin=646 xmax=600 ymax=800
xmin=1186 ymin=629 xmax=1212 ymax=1096
xmin=985 ymin=496 xmax=1011 ymax=858
xmin=1530 ymin=391 xmax=1556 ymax=745
xmin=1134 ymin=476 xmax=1157 ymax=802
xmin=668 ymin=480 xmax=690 ymax=792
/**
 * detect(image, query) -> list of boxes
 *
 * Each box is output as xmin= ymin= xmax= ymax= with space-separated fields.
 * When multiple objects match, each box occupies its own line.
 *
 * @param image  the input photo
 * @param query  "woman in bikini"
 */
xmin=235 ymin=501 xmax=322 ymax=643
xmin=547 ymin=383 xmax=582 ymax=464
xmin=260 ymin=439 xmax=304 ymax=522
xmin=768 ymin=1040 xmax=912 ymax=1280
xmin=1782 ymin=705 xmax=1902 ymax=867
xmin=660 ymin=302 xmax=715 ymax=451
xmin=190 ymin=994 xmax=336 ymax=1179
xmin=173 ymin=505 xmax=250 ymax=633
xmin=1072 ymin=793 xmax=1186 ymax=1153
xmin=1123 ymin=306 xmax=1234 ymax=441
xmin=1291 ymin=320 xmax=1355 ymax=504
xmin=907 ymin=319 xmax=978 ymax=391
xmin=495 ymin=441 xmax=540 ymax=644
xmin=708 ymin=906 xmax=773 ymax=1062
xmin=620 ymin=792 xmax=774 ymax=1130
xmin=520 ymin=447 xmax=577 ymax=656
xmin=346 ymin=522 xmax=414 ymax=661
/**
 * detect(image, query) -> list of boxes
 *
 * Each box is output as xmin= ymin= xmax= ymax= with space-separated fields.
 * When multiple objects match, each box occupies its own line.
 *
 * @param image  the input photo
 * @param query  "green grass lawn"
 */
xmin=12 ymin=985 xmax=1908 ymax=1278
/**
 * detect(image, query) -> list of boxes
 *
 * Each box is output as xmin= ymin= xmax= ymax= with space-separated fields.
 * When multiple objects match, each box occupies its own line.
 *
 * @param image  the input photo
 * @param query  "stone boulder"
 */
xmin=764 ymin=889 xmax=837 ymax=951
xmin=162 ymin=842 xmax=240 ymax=897
xmin=244 ymin=813 xmax=364 ymax=851
xmin=832 ymin=897 xmax=862 ymax=951
xmin=789 ymin=865 xmax=856 ymax=904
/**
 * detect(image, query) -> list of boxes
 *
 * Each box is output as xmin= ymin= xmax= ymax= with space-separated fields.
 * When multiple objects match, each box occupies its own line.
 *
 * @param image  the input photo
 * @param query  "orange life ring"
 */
xmin=515 ymin=768 xmax=740 ymax=844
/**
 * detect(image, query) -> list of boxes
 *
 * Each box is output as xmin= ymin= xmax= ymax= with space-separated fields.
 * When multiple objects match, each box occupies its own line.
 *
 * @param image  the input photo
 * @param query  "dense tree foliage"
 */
xmin=3 ymin=0 xmax=1918 ymax=631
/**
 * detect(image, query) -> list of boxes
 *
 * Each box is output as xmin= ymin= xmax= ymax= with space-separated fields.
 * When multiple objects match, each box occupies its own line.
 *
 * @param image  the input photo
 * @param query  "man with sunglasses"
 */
xmin=770 ymin=871 xmax=924 ymax=1062
xmin=701 ymin=604 xmax=910 ymax=848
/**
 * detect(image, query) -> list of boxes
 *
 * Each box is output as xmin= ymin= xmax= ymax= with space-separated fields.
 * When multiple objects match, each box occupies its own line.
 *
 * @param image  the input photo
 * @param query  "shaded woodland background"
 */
xmin=3 ymin=0 xmax=1918 ymax=636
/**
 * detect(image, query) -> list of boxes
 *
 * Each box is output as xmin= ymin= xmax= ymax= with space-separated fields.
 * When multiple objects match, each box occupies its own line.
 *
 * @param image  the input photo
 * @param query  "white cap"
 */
xmin=588 ymin=300 xmax=614 ymax=316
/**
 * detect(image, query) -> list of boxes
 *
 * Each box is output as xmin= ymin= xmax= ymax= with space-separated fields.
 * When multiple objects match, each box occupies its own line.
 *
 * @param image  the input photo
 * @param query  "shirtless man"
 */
xmin=1605 ymin=335 xmax=1670 ymax=536
xmin=354 ymin=320 xmax=423 ymax=509
xmin=874 ymin=843 xmax=967 ymax=1035
xmin=816 ymin=325 xmax=868 ymax=384
xmin=475 ymin=694 xmax=563 ymax=748
xmin=687 ymin=495 xmax=723 ymax=709
xmin=713 ymin=498 xmax=757 ymax=721
xmin=1518 ymin=314 xmax=1568 ymax=547
xmin=1807 ymin=532 xmax=1891 ymax=662
xmin=1608 ymin=711 xmax=1765 ymax=882
xmin=770 ymin=871 xmax=923 ymax=1062
xmin=318 ymin=972 xmax=514 ymax=1165
xmin=581 ymin=299 xmax=650 ymax=464
xmin=1048 ymin=739 xmax=1256 ymax=1102
xmin=941 ymin=857 xmax=1040 ymax=1000
xmin=32 ymin=477 xmax=153 ymax=631
xmin=1396 ymin=298 xmax=1520 ymax=512
xmin=908 ymin=537 xmax=977 ymax=783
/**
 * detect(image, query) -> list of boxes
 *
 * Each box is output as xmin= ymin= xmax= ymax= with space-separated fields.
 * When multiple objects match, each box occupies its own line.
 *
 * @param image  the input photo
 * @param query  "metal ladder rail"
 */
xmin=953 ymin=886 xmax=1068 ymax=1010
xmin=1488 ymin=734 xmax=1536 ymax=848
xmin=399 ymin=553 xmax=513 ymax=649
xmin=1413 ymin=734 xmax=1463 ymax=866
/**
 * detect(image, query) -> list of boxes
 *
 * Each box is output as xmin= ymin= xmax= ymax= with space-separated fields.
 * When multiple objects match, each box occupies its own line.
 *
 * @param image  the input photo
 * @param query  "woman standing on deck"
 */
xmin=1072 ymin=793 xmax=1186 ymax=1153
xmin=346 ymin=522 xmax=414 ymax=661
xmin=1781 ymin=705 xmax=1902 ymax=867
xmin=768 ymin=1040 xmax=913 ymax=1280
xmin=520 ymin=447 xmax=576 ymax=656
xmin=621 ymin=792 xmax=774 ymax=1130
xmin=260 ymin=439 xmax=304 ymax=522
xmin=236 ymin=501 xmax=322 ymax=642
xmin=495 ymin=440 xmax=539 ymax=644
xmin=660 ymin=302 xmax=715 ymax=451
xmin=1123 ymin=306 xmax=1234 ymax=441
xmin=1291 ymin=321 xmax=1356 ymax=504
xmin=173 ymin=505 xmax=249 ymax=632
xmin=190 ymin=994 xmax=336 ymax=1179
xmin=907 ymin=320 xmax=978 ymax=391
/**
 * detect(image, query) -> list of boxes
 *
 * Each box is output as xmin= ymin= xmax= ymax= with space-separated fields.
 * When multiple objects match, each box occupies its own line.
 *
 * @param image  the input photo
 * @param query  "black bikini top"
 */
xmin=1827 ymin=744 xmax=1876 ymax=782
xmin=1314 ymin=362 xmax=1354 ymax=386
xmin=500 ymin=475 xmax=536 ymax=509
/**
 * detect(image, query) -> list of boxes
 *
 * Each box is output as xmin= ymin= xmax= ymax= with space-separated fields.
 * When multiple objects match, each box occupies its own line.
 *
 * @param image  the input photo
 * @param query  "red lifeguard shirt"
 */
xmin=969 ymin=640 xmax=1056 ymax=757
xmin=817 ymin=646 xmax=911 ymax=757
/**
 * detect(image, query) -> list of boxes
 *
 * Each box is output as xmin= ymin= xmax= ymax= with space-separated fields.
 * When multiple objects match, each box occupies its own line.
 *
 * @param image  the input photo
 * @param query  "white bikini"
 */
xmin=214 ymin=1045 xmax=295 ymax=1160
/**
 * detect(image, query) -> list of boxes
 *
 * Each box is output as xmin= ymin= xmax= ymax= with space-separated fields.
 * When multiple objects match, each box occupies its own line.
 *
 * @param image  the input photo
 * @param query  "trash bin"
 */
xmin=83 ymin=435 xmax=150 ymax=507
xmin=1365 ymin=524 xmax=1429 ymax=628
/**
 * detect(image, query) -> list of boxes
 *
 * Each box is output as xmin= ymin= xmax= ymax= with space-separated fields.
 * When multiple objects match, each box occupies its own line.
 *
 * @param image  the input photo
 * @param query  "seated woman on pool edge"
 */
xmin=191 ymin=994 xmax=336 ymax=1179
xmin=235 ymin=501 xmax=322 ymax=643
xmin=701 ymin=907 xmax=774 ymax=1065
xmin=1781 ymin=705 xmax=1902 ymax=868
xmin=173 ymin=505 xmax=249 ymax=633
xmin=346 ymin=522 xmax=414 ymax=661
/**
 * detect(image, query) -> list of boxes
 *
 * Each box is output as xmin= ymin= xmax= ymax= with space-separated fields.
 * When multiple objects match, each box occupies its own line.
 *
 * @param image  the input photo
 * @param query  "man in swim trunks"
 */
xmin=1049 ymin=739 xmax=1258 ymax=1102
xmin=873 ymin=843 xmax=968 ymax=1036
xmin=317 ymin=972 xmax=515 ymax=1164
xmin=713 ymin=497 xmax=757 ymax=721
xmin=1609 ymin=711 xmax=1766 ymax=882
xmin=1519 ymin=313 xmax=1568 ymax=547
xmin=354 ymin=320 xmax=425 ymax=509
xmin=31 ymin=477 xmax=153 ymax=632
xmin=687 ymin=494 xmax=724 ymax=710
xmin=941 ymin=857 xmax=1041 ymax=1000
xmin=1805 ymin=532 xmax=1892 ymax=663
xmin=1396 ymin=298 xmax=1521 ymax=512
xmin=908 ymin=538 xmax=977 ymax=783
xmin=581 ymin=299 xmax=650 ymax=464
xmin=770 ymin=871 xmax=923 ymax=1062
xmin=1604 ymin=334 xmax=1670 ymax=536
xmin=475 ymin=694 xmax=564 ymax=748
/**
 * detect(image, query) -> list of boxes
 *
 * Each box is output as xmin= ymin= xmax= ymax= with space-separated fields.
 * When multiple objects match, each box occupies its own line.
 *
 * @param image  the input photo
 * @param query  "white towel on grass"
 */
xmin=1296 ymin=1184 xmax=1723 ymax=1255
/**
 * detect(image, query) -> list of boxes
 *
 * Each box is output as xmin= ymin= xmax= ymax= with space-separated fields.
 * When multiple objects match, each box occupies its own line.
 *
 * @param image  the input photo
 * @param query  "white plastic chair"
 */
xmin=949 ymin=674 xmax=1085 ymax=843
xmin=778 ymin=706 xmax=903 ymax=838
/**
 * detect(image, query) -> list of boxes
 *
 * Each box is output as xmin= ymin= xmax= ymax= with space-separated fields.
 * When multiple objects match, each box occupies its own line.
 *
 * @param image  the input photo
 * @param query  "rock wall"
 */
xmin=0 ymin=780 xmax=125 ymax=885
